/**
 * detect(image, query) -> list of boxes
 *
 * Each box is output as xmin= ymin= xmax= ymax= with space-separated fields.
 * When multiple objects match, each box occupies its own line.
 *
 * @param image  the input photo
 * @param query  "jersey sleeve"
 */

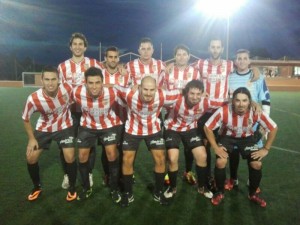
xmin=163 ymin=89 xmax=180 ymax=106
xmin=205 ymin=107 xmax=223 ymax=130
xmin=22 ymin=96 xmax=35 ymax=122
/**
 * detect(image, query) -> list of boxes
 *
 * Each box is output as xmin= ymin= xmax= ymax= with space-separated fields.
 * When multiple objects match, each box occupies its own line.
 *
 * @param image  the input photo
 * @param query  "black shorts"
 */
xmin=164 ymin=129 xmax=204 ymax=151
xmin=34 ymin=126 xmax=75 ymax=150
xmin=218 ymin=136 xmax=259 ymax=161
xmin=77 ymin=125 xmax=122 ymax=148
xmin=122 ymin=131 xmax=165 ymax=151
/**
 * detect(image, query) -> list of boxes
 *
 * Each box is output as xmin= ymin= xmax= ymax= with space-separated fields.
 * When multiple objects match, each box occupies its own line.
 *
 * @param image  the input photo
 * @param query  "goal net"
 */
xmin=22 ymin=72 xmax=42 ymax=87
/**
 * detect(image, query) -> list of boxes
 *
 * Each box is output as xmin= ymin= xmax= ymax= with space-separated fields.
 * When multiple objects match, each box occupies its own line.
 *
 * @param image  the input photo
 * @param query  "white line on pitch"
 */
xmin=272 ymin=146 xmax=300 ymax=154
xmin=272 ymin=108 xmax=300 ymax=117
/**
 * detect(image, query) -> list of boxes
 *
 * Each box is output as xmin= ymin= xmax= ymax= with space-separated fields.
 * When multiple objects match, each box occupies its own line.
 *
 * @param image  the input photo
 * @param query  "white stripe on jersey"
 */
xmin=22 ymin=83 xmax=73 ymax=132
xmin=115 ymin=86 xmax=179 ymax=136
xmin=163 ymin=66 xmax=201 ymax=90
xmin=205 ymin=104 xmax=277 ymax=138
xmin=58 ymin=57 xmax=103 ymax=86
xmin=73 ymin=85 xmax=122 ymax=129
xmin=126 ymin=58 xmax=165 ymax=87
xmin=195 ymin=59 xmax=233 ymax=103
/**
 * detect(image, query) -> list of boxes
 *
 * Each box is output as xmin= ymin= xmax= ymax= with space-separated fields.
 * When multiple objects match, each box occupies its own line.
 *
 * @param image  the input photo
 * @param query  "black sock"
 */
xmin=108 ymin=158 xmax=120 ymax=191
xmin=27 ymin=162 xmax=40 ymax=187
xmin=229 ymin=151 xmax=240 ymax=180
xmin=248 ymin=166 xmax=262 ymax=196
xmin=168 ymin=170 xmax=178 ymax=189
xmin=205 ymin=144 xmax=212 ymax=178
xmin=154 ymin=172 xmax=165 ymax=194
xmin=184 ymin=148 xmax=194 ymax=172
xmin=214 ymin=167 xmax=226 ymax=193
xmin=88 ymin=146 xmax=97 ymax=173
xmin=122 ymin=174 xmax=133 ymax=193
xmin=196 ymin=165 xmax=207 ymax=188
xmin=79 ymin=162 xmax=90 ymax=190
xmin=66 ymin=161 xmax=77 ymax=188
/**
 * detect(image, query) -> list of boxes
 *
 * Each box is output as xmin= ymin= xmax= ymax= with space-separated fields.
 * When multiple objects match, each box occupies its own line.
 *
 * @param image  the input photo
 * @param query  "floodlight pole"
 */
xmin=226 ymin=16 xmax=230 ymax=60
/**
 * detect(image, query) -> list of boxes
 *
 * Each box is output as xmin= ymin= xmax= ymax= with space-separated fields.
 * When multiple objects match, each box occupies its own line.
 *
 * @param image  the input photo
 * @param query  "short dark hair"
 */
xmin=69 ymin=32 xmax=88 ymax=47
xmin=41 ymin=65 xmax=58 ymax=79
xmin=174 ymin=44 xmax=190 ymax=56
xmin=139 ymin=37 xmax=153 ymax=47
xmin=105 ymin=46 xmax=119 ymax=57
xmin=236 ymin=49 xmax=250 ymax=57
xmin=84 ymin=67 xmax=103 ymax=81
xmin=182 ymin=80 xmax=204 ymax=96
xmin=232 ymin=87 xmax=252 ymax=103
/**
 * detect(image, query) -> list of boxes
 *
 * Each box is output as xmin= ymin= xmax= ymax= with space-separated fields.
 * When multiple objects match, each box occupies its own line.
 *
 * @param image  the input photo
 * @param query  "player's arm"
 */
xmin=250 ymin=67 xmax=261 ymax=82
xmin=23 ymin=120 xmax=39 ymax=156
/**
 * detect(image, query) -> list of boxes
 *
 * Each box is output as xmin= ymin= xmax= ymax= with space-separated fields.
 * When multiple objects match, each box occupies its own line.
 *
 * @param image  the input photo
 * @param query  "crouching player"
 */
xmin=204 ymin=87 xmax=277 ymax=207
xmin=22 ymin=66 xmax=77 ymax=202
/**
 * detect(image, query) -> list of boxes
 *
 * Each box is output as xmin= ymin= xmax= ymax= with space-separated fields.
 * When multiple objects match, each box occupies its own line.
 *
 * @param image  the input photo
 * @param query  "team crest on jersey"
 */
xmin=84 ymin=64 xmax=89 ymax=71
xmin=152 ymin=65 xmax=157 ymax=72
xmin=102 ymin=99 xmax=109 ymax=106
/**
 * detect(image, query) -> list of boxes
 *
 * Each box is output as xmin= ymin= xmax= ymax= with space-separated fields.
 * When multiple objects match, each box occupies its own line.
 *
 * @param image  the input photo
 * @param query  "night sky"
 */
xmin=1 ymin=0 xmax=300 ymax=66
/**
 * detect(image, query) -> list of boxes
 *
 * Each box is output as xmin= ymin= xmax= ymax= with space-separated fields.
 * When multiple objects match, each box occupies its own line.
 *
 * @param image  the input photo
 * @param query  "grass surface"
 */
xmin=0 ymin=88 xmax=300 ymax=225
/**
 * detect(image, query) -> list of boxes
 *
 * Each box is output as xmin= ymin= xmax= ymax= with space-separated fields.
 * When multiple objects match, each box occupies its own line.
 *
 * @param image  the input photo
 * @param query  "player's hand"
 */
xmin=215 ymin=145 xmax=228 ymax=159
xmin=26 ymin=138 xmax=38 ymax=156
xmin=250 ymin=67 xmax=261 ymax=82
xmin=251 ymin=148 xmax=268 ymax=161
xmin=166 ymin=62 xmax=174 ymax=73
xmin=117 ymin=63 xmax=127 ymax=76
xmin=251 ymin=101 xmax=262 ymax=115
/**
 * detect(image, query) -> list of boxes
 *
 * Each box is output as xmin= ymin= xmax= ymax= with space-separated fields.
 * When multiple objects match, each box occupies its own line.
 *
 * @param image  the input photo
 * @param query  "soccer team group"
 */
xmin=22 ymin=33 xmax=278 ymax=208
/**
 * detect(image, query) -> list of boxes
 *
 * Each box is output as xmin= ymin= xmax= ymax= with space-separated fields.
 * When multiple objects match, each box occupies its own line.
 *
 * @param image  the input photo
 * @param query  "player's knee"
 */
xmin=216 ymin=158 xmax=227 ymax=168
xmin=249 ymin=161 xmax=262 ymax=170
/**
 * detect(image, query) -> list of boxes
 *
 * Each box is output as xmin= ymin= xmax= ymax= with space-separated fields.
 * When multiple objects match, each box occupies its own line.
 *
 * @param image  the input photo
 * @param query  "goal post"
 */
xmin=22 ymin=72 xmax=42 ymax=87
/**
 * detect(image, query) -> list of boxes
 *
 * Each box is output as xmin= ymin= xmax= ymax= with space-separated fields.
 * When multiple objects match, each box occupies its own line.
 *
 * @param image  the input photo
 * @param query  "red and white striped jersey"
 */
xmin=102 ymin=68 xmax=130 ymax=122
xmin=22 ymin=83 xmax=73 ymax=132
xmin=73 ymin=85 xmax=122 ymax=129
xmin=162 ymin=65 xmax=201 ymax=90
xmin=205 ymin=104 xmax=277 ymax=138
xmin=164 ymin=95 xmax=223 ymax=132
xmin=114 ymin=86 xmax=180 ymax=136
xmin=102 ymin=68 xmax=130 ymax=87
xmin=126 ymin=58 xmax=165 ymax=87
xmin=58 ymin=57 xmax=103 ymax=86
xmin=193 ymin=59 xmax=233 ymax=104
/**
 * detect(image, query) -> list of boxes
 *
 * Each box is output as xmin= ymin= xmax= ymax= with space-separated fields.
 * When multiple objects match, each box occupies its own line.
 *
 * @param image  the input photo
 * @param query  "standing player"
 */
xmin=23 ymin=66 xmax=77 ymax=202
xmin=225 ymin=49 xmax=271 ymax=191
xmin=100 ymin=46 xmax=130 ymax=186
xmin=163 ymin=80 xmax=223 ymax=200
xmin=193 ymin=37 xmax=234 ymax=189
xmin=115 ymin=76 xmax=180 ymax=207
xmin=73 ymin=67 xmax=123 ymax=203
xmin=126 ymin=37 xmax=165 ymax=86
xmin=162 ymin=44 xmax=201 ymax=185
xmin=58 ymin=32 xmax=103 ymax=190
xmin=204 ymin=87 xmax=277 ymax=207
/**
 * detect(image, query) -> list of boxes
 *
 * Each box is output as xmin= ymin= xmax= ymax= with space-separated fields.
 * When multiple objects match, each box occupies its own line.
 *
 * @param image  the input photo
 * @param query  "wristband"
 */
xmin=263 ymin=146 xmax=270 ymax=151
